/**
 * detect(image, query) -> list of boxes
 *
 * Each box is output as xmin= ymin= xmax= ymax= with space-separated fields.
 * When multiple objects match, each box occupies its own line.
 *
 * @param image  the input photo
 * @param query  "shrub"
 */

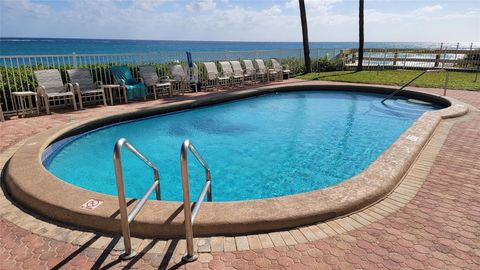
xmin=311 ymin=57 xmax=345 ymax=72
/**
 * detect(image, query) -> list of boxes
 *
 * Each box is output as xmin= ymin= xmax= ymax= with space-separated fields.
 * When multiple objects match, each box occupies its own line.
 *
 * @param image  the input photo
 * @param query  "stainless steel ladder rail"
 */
xmin=113 ymin=138 xmax=161 ymax=260
xmin=381 ymin=69 xmax=449 ymax=103
xmin=180 ymin=140 xmax=212 ymax=262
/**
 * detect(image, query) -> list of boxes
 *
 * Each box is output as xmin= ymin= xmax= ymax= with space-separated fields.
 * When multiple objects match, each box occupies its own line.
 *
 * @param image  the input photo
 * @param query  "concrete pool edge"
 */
xmin=3 ymin=84 xmax=469 ymax=238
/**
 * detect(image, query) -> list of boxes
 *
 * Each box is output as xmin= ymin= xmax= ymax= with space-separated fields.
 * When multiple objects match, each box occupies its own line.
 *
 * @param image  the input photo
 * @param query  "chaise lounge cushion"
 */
xmin=111 ymin=66 xmax=147 ymax=100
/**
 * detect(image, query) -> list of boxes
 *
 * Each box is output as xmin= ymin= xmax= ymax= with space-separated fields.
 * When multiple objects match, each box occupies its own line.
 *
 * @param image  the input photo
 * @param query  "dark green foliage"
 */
xmin=311 ymin=57 xmax=345 ymax=72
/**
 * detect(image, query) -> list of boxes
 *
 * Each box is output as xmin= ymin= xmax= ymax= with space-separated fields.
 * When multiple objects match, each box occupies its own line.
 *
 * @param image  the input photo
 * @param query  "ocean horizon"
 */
xmin=1 ymin=37 xmax=476 ymax=56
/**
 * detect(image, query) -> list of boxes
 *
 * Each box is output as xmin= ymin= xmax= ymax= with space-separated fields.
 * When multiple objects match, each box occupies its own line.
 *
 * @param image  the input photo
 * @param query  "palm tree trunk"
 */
xmin=299 ymin=0 xmax=311 ymax=73
xmin=357 ymin=0 xmax=364 ymax=72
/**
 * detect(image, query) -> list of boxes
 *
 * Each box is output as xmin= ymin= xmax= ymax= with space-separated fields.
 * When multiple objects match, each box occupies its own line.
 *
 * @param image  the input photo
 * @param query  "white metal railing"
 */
xmin=180 ymin=140 xmax=212 ymax=262
xmin=113 ymin=138 xmax=161 ymax=260
xmin=1 ymin=48 xmax=337 ymax=113
xmin=343 ymin=45 xmax=480 ymax=71
xmin=1 ymin=45 xmax=478 ymax=114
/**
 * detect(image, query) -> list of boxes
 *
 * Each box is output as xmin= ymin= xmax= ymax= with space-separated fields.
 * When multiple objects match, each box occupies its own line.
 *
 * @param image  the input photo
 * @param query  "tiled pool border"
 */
xmin=2 ymin=84 xmax=469 ymax=238
xmin=0 ymin=111 xmax=471 ymax=255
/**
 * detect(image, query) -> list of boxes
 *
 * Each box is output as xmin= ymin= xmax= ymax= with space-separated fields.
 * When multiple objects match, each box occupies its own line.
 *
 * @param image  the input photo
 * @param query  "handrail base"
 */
xmin=120 ymin=251 xmax=138 ymax=260
xmin=182 ymin=253 xmax=199 ymax=262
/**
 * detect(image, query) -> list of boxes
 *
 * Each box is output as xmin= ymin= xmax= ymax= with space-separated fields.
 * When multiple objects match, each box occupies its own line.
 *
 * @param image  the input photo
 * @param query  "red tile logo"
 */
xmin=80 ymin=199 xmax=103 ymax=210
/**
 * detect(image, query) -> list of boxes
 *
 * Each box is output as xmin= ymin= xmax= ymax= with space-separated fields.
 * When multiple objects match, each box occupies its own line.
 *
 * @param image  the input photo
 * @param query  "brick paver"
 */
xmin=0 ymin=82 xmax=479 ymax=269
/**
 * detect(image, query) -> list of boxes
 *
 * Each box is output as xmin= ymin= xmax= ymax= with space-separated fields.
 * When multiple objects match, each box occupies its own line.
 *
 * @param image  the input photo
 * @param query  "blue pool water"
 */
xmin=44 ymin=91 xmax=440 ymax=202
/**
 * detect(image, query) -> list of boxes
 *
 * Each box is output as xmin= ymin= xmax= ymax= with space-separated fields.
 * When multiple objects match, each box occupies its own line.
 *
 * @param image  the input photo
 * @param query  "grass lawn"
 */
xmin=297 ymin=70 xmax=480 ymax=91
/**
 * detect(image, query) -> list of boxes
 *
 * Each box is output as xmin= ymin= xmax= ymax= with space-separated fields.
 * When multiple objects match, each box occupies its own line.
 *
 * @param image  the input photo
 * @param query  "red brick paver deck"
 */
xmin=0 ymin=82 xmax=479 ymax=269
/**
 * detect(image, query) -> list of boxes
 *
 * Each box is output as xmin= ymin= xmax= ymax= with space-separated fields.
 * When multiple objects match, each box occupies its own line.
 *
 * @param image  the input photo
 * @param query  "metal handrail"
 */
xmin=180 ymin=140 xmax=212 ymax=262
xmin=381 ymin=69 xmax=449 ymax=103
xmin=113 ymin=138 xmax=161 ymax=260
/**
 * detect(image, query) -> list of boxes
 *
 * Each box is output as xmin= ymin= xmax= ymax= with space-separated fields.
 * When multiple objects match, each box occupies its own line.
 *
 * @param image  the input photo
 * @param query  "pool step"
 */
xmin=369 ymin=99 xmax=433 ymax=119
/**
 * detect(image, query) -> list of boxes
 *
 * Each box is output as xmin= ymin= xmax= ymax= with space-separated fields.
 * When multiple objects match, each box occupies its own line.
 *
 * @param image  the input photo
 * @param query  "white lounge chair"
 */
xmin=230 ymin=61 xmax=254 ymax=85
xmin=271 ymin=59 xmax=291 ymax=80
xmin=220 ymin=61 xmax=243 ymax=86
xmin=138 ymin=65 xmax=172 ymax=99
xmin=67 ymin=69 xmax=107 ymax=109
xmin=169 ymin=64 xmax=194 ymax=95
xmin=34 ymin=69 xmax=77 ymax=114
xmin=203 ymin=62 xmax=230 ymax=90
xmin=230 ymin=60 xmax=255 ymax=83
xmin=255 ymin=59 xmax=278 ymax=82
xmin=244 ymin=60 xmax=264 ymax=83
xmin=184 ymin=63 xmax=199 ymax=92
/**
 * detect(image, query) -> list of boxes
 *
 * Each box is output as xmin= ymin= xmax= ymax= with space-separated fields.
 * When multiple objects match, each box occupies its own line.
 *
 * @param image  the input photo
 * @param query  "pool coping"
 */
xmin=3 ymin=84 xmax=469 ymax=238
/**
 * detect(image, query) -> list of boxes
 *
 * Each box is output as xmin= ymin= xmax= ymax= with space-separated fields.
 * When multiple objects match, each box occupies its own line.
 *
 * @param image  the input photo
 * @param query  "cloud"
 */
xmin=285 ymin=0 xmax=343 ymax=13
xmin=133 ymin=0 xmax=172 ymax=11
xmin=1 ymin=0 xmax=50 ymax=17
xmin=187 ymin=0 xmax=216 ymax=12
xmin=0 ymin=0 xmax=478 ymax=42
xmin=413 ymin=4 xmax=443 ymax=15
xmin=264 ymin=5 xmax=282 ymax=16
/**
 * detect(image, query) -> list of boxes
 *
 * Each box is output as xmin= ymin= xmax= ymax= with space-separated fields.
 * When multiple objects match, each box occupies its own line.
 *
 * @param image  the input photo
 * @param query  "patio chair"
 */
xmin=138 ymin=65 xmax=172 ymax=99
xmin=231 ymin=61 xmax=254 ymax=84
xmin=220 ymin=61 xmax=243 ymax=86
xmin=110 ymin=66 xmax=148 ymax=102
xmin=168 ymin=64 xmax=189 ymax=95
xmin=203 ymin=62 xmax=231 ymax=90
xmin=271 ymin=58 xmax=291 ymax=80
xmin=255 ymin=59 xmax=279 ymax=82
xmin=184 ymin=63 xmax=199 ymax=92
xmin=34 ymin=69 xmax=77 ymax=114
xmin=244 ymin=60 xmax=264 ymax=83
xmin=67 ymin=69 xmax=107 ymax=109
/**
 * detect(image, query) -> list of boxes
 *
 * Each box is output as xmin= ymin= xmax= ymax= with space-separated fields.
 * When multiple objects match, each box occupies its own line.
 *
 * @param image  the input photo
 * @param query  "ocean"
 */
xmin=0 ymin=38 xmax=474 ymax=56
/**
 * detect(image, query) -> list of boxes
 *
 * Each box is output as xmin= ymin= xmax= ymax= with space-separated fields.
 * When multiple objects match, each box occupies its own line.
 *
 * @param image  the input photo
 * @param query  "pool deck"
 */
xmin=0 ymin=79 xmax=479 ymax=269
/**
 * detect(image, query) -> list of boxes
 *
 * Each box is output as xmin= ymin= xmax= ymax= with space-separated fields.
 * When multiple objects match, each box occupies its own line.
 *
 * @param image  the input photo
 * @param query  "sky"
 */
xmin=0 ymin=0 xmax=479 ymax=42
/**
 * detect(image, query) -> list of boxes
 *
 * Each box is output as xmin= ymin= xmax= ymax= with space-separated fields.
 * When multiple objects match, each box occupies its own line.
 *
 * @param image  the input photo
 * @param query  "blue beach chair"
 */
xmin=110 ymin=66 xmax=148 ymax=102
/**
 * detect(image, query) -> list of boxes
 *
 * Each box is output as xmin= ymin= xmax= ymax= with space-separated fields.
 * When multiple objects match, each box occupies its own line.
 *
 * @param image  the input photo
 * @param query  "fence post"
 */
xmin=393 ymin=51 xmax=398 ymax=66
xmin=72 ymin=52 xmax=77 ymax=68
xmin=441 ymin=45 xmax=447 ymax=68
xmin=434 ymin=53 xmax=440 ymax=68
xmin=475 ymin=66 xmax=479 ymax=83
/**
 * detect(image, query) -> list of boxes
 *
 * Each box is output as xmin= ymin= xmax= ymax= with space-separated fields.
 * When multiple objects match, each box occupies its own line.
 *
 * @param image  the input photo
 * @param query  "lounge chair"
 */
xmin=255 ymin=59 xmax=279 ymax=81
xmin=34 ymin=69 xmax=77 ymax=114
xmin=168 ymin=64 xmax=189 ymax=95
xmin=203 ymin=62 xmax=230 ymax=90
xmin=271 ymin=58 xmax=291 ymax=80
xmin=110 ymin=66 xmax=148 ymax=102
xmin=138 ymin=65 xmax=172 ymax=99
xmin=67 ymin=69 xmax=107 ymax=109
xmin=220 ymin=61 xmax=243 ymax=86
xmin=184 ymin=63 xmax=199 ymax=92
xmin=231 ymin=61 xmax=254 ymax=84
xmin=244 ymin=60 xmax=264 ymax=83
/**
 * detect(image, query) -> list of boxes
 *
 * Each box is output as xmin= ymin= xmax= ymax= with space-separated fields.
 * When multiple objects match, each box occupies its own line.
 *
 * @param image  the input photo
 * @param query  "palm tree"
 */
xmin=299 ymin=0 xmax=311 ymax=73
xmin=357 ymin=0 xmax=364 ymax=71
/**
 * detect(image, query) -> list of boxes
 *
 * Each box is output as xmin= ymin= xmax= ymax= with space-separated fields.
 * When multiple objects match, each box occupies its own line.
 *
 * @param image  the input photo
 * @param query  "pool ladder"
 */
xmin=381 ymin=69 xmax=449 ymax=103
xmin=113 ymin=138 xmax=212 ymax=262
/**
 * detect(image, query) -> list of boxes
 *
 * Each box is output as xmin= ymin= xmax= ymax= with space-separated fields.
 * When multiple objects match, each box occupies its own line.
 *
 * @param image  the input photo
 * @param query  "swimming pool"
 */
xmin=44 ymin=91 xmax=439 ymax=202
